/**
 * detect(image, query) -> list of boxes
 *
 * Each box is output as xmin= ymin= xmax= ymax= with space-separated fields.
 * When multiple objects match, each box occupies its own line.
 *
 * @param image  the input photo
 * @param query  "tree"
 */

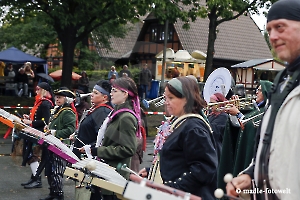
xmin=78 ymin=21 xmax=131 ymax=70
xmin=202 ymin=0 xmax=279 ymax=81
xmin=0 ymin=0 xmax=150 ymax=88
xmin=149 ymin=0 xmax=278 ymax=81
xmin=0 ymin=12 xmax=57 ymax=58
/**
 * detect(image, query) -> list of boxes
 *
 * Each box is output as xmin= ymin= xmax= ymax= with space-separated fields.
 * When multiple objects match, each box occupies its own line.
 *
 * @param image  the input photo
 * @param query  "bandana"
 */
xmin=168 ymin=78 xmax=184 ymax=96
xmin=112 ymin=84 xmax=142 ymax=138
xmin=94 ymin=85 xmax=110 ymax=96
xmin=210 ymin=94 xmax=218 ymax=102
xmin=267 ymin=0 xmax=300 ymax=23
xmin=113 ymin=85 xmax=135 ymax=97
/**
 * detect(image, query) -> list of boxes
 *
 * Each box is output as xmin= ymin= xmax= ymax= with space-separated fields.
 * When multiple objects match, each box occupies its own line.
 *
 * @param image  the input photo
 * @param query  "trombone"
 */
xmin=74 ymin=91 xmax=92 ymax=106
xmin=240 ymin=112 xmax=264 ymax=125
xmin=142 ymin=96 xmax=165 ymax=108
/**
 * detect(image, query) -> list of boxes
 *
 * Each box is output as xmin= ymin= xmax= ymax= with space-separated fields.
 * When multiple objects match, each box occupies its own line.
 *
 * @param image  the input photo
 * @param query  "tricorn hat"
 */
xmin=54 ymin=87 xmax=75 ymax=98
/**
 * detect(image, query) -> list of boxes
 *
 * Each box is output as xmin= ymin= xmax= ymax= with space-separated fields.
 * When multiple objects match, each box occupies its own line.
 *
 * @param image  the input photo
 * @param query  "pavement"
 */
xmin=0 ymin=135 xmax=155 ymax=200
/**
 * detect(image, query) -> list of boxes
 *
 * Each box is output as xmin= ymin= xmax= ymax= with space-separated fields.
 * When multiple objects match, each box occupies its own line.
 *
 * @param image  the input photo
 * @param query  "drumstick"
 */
xmin=129 ymin=174 xmax=202 ymax=200
xmin=14 ymin=110 xmax=22 ymax=118
xmin=17 ymin=104 xmax=26 ymax=117
xmin=75 ymin=136 xmax=86 ymax=146
xmin=117 ymin=163 xmax=141 ymax=177
xmin=214 ymin=188 xmax=244 ymax=200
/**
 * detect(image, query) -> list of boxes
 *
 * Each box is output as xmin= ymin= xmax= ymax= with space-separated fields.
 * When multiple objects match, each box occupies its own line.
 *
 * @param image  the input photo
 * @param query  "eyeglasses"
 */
xmin=111 ymin=88 xmax=126 ymax=93
xmin=111 ymin=88 xmax=121 ymax=93
xmin=256 ymin=88 xmax=262 ymax=93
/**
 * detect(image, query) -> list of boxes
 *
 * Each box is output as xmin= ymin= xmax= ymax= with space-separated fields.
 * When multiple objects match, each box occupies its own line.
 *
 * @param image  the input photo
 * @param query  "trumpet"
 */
xmin=142 ymin=96 xmax=165 ymax=108
xmin=207 ymin=97 xmax=256 ymax=111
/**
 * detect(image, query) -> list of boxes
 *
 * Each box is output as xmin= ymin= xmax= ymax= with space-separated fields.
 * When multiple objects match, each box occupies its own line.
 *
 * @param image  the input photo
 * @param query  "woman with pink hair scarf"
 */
xmin=207 ymin=93 xmax=229 ymax=161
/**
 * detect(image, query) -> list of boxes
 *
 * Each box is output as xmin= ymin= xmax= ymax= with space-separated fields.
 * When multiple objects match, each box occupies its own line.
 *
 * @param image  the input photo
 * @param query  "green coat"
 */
xmin=217 ymin=80 xmax=272 ymax=191
xmin=93 ymin=101 xmax=138 ymax=195
xmin=49 ymin=106 xmax=76 ymax=143
xmin=217 ymin=108 xmax=263 ymax=190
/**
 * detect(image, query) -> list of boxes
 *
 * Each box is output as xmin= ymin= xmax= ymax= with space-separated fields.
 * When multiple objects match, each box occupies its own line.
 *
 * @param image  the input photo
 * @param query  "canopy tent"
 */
xmin=174 ymin=50 xmax=192 ymax=62
xmin=191 ymin=50 xmax=207 ymax=60
xmin=0 ymin=47 xmax=46 ymax=64
xmin=155 ymin=48 xmax=175 ymax=60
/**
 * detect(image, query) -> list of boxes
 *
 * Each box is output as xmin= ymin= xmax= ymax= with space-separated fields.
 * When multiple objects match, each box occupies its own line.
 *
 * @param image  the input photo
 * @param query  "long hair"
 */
xmin=112 ymin=77 xmax=141 ymax=137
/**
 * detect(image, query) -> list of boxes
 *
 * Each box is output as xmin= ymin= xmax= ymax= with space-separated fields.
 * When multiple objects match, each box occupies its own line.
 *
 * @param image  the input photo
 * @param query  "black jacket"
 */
xmin=160 ymin=117 xmax=218 ymax=200
xmin=14 ymin=72 xmax=28 ymax=84
xmin=32 ymin=100 xmax=53 ymax=131
xmin=74 ymin=103 xmax=112 ymax=158
xmin=208 ymin=112 xmax=228 ymax=162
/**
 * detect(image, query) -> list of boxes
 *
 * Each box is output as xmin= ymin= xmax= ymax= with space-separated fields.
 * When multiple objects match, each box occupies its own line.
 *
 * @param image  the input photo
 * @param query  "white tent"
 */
xmin=155 ymin=48 xmax=175 ymax=60
xmin=191 ymin=50 xmax=207 ymax=60
xmin=174 ymin=50 xmax=192 ymax=61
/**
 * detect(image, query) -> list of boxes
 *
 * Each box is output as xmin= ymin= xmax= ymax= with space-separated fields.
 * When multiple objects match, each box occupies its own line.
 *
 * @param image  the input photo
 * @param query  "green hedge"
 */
xmin=48 ymin=68 xmax=141 ymax=84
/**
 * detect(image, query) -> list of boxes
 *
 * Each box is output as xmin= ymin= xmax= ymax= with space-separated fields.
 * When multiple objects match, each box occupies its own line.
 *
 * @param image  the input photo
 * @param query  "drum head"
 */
xmin=203 ymin=67 xmax=231 ymax=103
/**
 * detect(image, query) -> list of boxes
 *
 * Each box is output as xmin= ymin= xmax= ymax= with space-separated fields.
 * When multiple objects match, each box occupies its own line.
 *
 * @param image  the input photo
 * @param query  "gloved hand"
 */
xmin=83 ymin=145 xmax=92 ymax=159
xmin=50 ymin=129 xmax=56 ymax=136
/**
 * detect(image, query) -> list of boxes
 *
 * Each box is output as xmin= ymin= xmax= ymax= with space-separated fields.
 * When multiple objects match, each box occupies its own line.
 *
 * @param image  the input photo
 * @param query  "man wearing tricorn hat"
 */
xmin=40 ymin=87 xmax=76 ymax=200
xmin=226 ymin=0 xmax=300 ymax=199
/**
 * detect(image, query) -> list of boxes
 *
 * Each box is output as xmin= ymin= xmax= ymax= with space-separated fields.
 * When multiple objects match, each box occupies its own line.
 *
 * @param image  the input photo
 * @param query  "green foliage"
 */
xmin=0 ymin=12 xmax=57 ymax=55
xmin=0 ymin=0 xmax=154 ymax=88
xmin=149 ymin=0 xmax=278 ymax=81
xmin=76 ymin=46 xmax=100 ymax=71
xmin=69 ymin=67 xmax=141 ymax=83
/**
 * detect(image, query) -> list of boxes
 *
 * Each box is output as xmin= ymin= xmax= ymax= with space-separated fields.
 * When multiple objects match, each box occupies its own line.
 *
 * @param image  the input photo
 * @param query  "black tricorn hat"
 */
xmin=54 ymin=87 xmax=75 ymax=98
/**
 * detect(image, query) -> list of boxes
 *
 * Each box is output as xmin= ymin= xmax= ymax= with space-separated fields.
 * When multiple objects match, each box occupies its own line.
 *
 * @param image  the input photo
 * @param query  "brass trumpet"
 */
xmin=207 ymin=97 xmax=256 ymax=111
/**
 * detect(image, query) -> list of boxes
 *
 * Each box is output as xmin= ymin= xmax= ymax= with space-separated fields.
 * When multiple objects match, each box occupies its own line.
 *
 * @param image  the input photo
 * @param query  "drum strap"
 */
xmin=169 ymin=113 xmax=213 ymax=134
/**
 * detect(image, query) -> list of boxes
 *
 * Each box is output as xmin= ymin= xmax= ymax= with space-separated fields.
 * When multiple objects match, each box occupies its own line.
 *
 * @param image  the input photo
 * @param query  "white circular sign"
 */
xmin=203 ymin=67 xmax=232 ymax=103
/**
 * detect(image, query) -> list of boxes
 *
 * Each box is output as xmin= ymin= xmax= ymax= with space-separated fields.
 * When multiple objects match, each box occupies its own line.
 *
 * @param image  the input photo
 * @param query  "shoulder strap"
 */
xmin=51 ymin=107 xmax=75 ymax=121
xmin=170 ymin=114 xmax=213 ymax=134
xmin=43 ymin=98 xmax=54 ymax=107
xmin=110 ymin=108 xmax=137 ymax=120
xmin=98 ymin=103 xmax=113 ymax=111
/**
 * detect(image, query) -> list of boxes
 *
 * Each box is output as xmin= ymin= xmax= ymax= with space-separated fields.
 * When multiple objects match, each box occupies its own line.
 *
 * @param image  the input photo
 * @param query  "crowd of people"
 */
xmin=1 ymin=1 xmax=298 ymax=199
xmin=107 ymin=64 xmax=152 ymax=100
xmin=1 ymin=62 xmax=37 ymax=97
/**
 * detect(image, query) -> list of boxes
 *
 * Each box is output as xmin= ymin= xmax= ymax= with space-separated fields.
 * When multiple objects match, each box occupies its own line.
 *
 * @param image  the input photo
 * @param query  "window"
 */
xmin=149 ymin=23 xmax=173 ymax=42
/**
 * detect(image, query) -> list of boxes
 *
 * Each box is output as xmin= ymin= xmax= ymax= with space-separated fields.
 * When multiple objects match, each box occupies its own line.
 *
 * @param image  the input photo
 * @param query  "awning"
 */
xmin=231 ymin=59 xmax=285 ymax=71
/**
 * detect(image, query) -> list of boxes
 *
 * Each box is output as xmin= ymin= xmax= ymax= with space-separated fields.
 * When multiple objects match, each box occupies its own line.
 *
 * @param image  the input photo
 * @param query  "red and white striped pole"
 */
xmin=0 ymin=106 xmax=32 ymax=109
xmin=144 ymin=112 xmax=166 ymax=115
